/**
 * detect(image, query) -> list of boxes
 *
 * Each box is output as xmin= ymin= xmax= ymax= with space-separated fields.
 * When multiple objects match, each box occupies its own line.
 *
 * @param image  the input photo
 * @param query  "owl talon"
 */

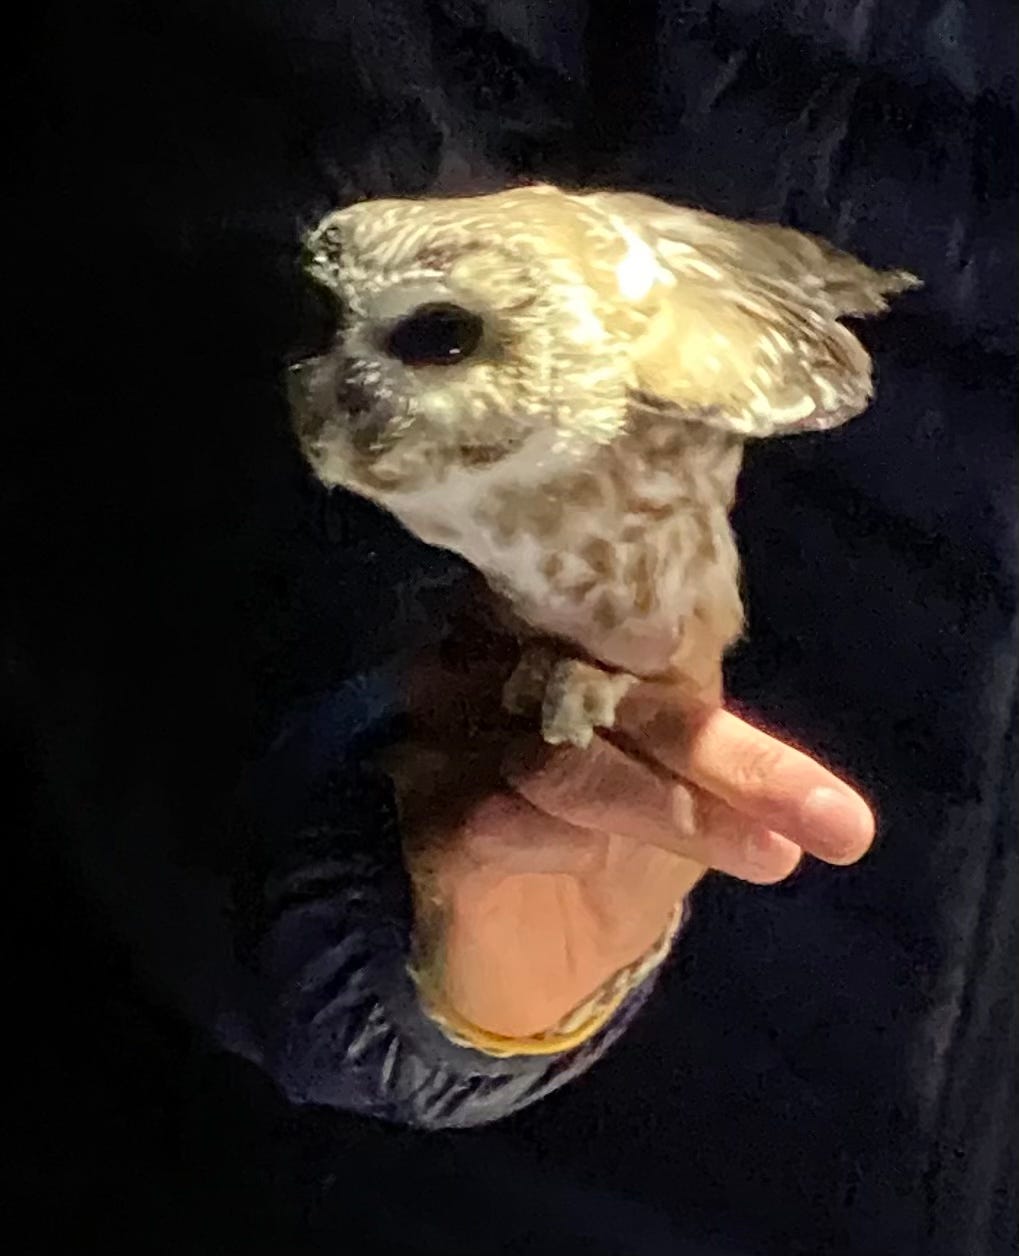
xmin=540 ymin=659 xmax=638 ymax=750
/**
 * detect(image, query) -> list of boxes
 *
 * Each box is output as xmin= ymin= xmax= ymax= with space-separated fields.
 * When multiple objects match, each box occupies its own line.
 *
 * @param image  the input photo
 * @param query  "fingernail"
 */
xmin=800 ymin=787 xmax=875 ymax=863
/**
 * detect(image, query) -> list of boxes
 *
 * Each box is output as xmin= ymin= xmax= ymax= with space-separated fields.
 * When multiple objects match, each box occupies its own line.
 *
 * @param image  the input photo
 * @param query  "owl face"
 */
xmin=288 ymin=191 xmax=634 ymax=501
xmin=288 ymin=185 xmax=914 ymax=506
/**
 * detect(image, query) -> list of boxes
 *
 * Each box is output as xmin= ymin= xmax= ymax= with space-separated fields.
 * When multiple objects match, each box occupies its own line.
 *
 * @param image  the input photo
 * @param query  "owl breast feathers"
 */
xmin=288 ymin=183 xmax=917 ymax=746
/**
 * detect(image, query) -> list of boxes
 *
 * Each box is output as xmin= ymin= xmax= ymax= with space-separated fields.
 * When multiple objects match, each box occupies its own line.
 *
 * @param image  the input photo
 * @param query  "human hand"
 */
xmin=385 ymin=622 xmax=875 ymax=1043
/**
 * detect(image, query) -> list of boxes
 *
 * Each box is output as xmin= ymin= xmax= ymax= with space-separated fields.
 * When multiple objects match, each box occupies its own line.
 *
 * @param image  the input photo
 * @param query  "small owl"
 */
xmin=289 ymin=184 xmax=917 ymax=748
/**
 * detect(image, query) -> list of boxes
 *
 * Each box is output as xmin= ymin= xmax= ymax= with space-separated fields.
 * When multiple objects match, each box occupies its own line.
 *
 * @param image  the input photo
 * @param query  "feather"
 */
xmin=575 ymin=190 xmax=920 ymax=437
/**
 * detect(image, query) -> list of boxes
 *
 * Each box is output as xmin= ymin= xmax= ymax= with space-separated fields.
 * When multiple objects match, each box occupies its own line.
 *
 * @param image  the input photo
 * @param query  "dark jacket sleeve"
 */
xmin=215 ymin=664 xmax=680 ymax=1131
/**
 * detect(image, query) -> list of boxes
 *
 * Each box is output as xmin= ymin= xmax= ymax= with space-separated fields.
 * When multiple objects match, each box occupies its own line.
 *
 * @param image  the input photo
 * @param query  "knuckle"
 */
xmin=667 ymin=782 xmax=698 ymax=836
xmin=732 ymin=741 xmax=787 ymax=792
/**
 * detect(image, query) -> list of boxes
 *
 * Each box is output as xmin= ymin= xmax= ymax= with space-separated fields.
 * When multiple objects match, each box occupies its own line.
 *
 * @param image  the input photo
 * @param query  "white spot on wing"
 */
xmin=609 ymin=216 xmax=674 ymax=301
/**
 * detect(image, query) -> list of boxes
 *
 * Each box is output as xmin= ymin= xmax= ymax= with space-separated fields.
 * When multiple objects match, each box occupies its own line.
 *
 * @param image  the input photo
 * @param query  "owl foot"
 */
xmin=542 ymin=660 xmax=639 ymax=748
xmin=503 ymin=647 xmax=638 ymax=749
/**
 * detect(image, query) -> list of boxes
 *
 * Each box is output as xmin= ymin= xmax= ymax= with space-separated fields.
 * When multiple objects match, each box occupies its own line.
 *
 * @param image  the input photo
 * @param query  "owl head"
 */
xmin=288 ymin=185 xmax=918 ymax=502
xmin=288 ymin=186 xmax=636 ymax=501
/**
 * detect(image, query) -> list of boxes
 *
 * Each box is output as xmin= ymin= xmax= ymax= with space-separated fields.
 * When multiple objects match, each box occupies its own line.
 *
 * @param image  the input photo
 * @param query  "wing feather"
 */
xmin=576 ymin=190 xmax=919 ymax=437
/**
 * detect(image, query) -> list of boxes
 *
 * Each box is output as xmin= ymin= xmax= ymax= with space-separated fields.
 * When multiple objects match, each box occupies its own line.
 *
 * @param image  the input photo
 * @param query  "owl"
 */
xmin=288 ymin=184 xmax=917 ymax=748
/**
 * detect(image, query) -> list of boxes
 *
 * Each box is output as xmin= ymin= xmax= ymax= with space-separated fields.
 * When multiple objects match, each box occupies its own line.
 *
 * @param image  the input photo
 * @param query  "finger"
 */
xmin=503 ymin=737 xmax=804 ymax=884
xmin=430 ymin=789 xmax=608 ymax=881
xmin=684 ymin=710 xmax=875 ymax=865
xmin=694 ymin=791 xmax=803 ymax=884
xmin=616 ymin=689 xmax=875 ymax=865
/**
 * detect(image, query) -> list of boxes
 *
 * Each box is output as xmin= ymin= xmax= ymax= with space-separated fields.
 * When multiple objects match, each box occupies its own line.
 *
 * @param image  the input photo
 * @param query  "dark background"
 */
xmin=9 ymin=2 xmax=1017 ymax=1253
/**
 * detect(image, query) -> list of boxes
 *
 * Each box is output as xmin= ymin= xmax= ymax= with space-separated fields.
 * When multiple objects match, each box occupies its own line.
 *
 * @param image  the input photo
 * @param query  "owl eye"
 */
xmin=384 ymin=302 xmax=484 ymax=367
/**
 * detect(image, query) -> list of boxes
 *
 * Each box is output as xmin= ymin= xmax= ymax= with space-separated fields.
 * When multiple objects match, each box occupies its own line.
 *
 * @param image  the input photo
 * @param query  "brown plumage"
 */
xmin=289 ymin=184 xmax=918 ymax=746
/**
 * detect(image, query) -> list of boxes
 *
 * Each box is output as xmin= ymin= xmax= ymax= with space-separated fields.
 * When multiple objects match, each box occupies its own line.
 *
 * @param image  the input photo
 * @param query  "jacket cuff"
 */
xmin=409 ymin=898 xmax=689 ymax=1058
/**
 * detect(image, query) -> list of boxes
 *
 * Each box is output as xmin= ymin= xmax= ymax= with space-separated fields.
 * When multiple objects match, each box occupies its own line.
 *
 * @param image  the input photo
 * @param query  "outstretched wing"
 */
xmin=576 ymin=190 xmax=919 ymax=438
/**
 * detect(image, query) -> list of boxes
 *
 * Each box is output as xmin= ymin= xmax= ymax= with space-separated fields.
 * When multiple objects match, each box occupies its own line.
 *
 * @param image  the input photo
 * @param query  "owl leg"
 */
xmin=503 ymin=646 xmax=638 ymax=749
xmin=540 ymin=659 xmax=639 ymax=750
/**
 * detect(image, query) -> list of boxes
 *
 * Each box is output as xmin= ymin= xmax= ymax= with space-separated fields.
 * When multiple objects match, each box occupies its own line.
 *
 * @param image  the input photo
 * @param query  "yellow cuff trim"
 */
xmin=410 ymin=901 xmax=686 ymax=1059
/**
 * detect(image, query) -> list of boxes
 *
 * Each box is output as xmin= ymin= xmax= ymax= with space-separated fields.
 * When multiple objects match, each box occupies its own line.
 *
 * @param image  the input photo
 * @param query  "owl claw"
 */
xmin=540 ymin=659 xmax=638 ymax=750
xmin=503 ymin=647 xmax=638 ymax=749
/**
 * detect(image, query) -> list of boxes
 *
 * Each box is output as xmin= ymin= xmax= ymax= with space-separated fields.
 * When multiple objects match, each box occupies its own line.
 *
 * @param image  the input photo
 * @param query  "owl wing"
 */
xmin=575 ymin=190 xmax=919 ymax=438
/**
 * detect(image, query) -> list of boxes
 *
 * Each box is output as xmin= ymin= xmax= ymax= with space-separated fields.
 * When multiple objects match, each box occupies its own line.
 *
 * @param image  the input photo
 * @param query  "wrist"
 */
xmin=409 ymin=889 xmax=688 ymax=1056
